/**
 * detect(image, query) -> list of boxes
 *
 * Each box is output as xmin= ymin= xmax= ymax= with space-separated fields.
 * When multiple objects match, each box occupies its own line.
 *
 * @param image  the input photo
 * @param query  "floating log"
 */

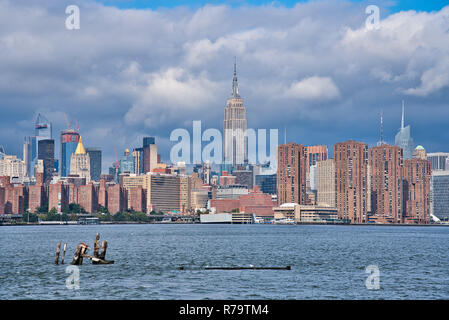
xmin=61 ymin=243 xmax=67 ymax=264
xmin=82 ymin=253 xmax=114 ymax=264
xmin=178 ymin=266 xmax=291 ymax=270
xmin=54 ymin=242 xmax=61 ymax=265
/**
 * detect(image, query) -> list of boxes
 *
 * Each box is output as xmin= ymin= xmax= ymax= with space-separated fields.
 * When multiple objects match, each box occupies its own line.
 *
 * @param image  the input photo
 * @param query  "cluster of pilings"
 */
xmin=55 ymin=233 xmax=114 ymax=265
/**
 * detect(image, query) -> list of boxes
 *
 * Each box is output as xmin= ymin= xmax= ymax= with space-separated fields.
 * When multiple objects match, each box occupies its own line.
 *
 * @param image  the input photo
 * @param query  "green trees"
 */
xmin=22 ymin=212 xmax=38 ymax=223
xmin=63 ymin=203 xmax=86 ymax=214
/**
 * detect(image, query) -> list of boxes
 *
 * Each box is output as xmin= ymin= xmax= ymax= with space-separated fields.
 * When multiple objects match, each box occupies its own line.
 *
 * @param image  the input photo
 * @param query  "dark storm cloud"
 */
xmin=0 ymin=0 xmax=448 ymax=169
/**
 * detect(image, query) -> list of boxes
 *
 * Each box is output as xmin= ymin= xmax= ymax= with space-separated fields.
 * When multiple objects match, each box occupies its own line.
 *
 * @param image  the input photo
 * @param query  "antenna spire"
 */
xmin=401 ymin=100 xmax=405 ymax=129
xmin=232 ymin=56 xmax=239 ymax=97
xmin=377 ymin=109 xmax=385 ymax=146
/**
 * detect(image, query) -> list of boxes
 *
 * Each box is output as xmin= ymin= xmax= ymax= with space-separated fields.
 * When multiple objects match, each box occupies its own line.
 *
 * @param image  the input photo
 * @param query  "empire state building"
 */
xmin=223 ymin=59 xmax=247 ymax=167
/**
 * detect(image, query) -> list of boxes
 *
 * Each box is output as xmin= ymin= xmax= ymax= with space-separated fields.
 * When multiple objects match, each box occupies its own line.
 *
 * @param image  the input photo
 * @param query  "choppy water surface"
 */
xmin=0 ymin=224 xmax=448 ymax=299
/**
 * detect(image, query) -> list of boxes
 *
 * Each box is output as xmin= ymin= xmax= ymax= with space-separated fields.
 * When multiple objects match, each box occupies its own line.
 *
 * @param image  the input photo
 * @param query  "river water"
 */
xmin=0 ymin=224 xmax=448 ymax=299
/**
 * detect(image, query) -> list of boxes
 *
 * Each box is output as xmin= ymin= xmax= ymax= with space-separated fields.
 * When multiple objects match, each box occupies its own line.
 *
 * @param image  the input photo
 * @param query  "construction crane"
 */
xmin=64 ymin=113 xmax=71 ymax=130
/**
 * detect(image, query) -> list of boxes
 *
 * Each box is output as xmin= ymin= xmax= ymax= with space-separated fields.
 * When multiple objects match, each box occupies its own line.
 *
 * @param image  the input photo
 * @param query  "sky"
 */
xmin=0 ymin=0 xmax=448 ymax=172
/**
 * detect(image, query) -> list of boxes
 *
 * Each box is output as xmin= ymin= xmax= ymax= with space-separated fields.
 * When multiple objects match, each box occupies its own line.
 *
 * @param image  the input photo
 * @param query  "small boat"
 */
xmin=273 ymin=218 xmax=296 ymax=225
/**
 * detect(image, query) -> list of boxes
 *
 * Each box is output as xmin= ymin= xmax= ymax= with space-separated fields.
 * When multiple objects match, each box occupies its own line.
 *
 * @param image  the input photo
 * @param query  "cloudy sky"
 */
xmin=0 ymin=0 xmax=448 ymax=171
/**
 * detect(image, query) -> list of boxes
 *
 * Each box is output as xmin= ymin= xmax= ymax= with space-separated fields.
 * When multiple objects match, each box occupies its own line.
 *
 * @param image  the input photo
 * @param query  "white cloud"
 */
xmin=285 ymin=76 xmax=340 ymax=101
xmin=1 ymin=0 xmax=449 ymax=161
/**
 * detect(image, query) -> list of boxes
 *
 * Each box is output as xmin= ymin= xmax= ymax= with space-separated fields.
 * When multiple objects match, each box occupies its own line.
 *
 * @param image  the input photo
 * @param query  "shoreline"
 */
xmin=1 ymin=221 xmax=448 ymax=227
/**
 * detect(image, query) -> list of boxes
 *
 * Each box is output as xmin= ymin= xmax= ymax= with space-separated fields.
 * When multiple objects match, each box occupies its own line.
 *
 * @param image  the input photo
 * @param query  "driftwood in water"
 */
xmin=205 ymin=266 xmax=291 ymax=270
xmin=81 ymin=253 xmax=115 ymax=264
xmin=61 ymin=243 xmax=67 ymax=264
xmin=54 ymin=242 xmax=61 ymax=265
xmin=179 ymin=266 xmax=291 ymax=270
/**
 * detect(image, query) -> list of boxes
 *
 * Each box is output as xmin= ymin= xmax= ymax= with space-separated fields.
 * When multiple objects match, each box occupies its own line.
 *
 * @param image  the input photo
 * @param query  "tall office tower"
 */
xmin=277 ymin=143 xmax=307 ymax=205
xmin=143 ymin=137 xmax=157 ymax=173
xmin=23 ymin=138 xmax=32 ymax=176
xmin=70 ymin=137 xmax=91 ymax=183
xmin=86 ymin=147 xmax=102 ymax=181
xmin=37 ymin=139 xmax=55 ymax=184
xmin=202 ymin=161 xmax=211 ymax=185
xmin=334 ymin=141 xmax=369 ymax=223
xmin=23 ymin=113 xmax=52 ymax=177
xmin=119 ymin=149 xmax=135 ymax=174
xmin=35 ymin=113 xmax=52 ymax=138
xmin=403 ymin=158 xmax=431 ymax=224
xmin=427 ymin=152 xmax=449 ymax=171
xmin=395 ymin=101 xmax=414 ymax=159
xmin=223 ymin=59 xmax=247 ymax=167
xmin=180 ymin=175 xmax=192 ymax=213
xmin=132 ymin=147 xmax=144 ymax=174
xmin=432 ymin=171 xmax=449 ymax=221
xmin=413 ymin=145 xmax=427 ymax=160
xmin=143 ymin=136 xmax=155 ymax=147
xmin=60 ymin=129 xmax=80 ymax=177
xmin=369 ymin=144 xmax=403 ymax=223
xmin=316 ymin=159 xmax=336 ymax=207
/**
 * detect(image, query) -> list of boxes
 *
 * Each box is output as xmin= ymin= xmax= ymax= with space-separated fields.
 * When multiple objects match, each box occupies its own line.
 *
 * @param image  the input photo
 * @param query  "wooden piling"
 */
xmin=61 ymin=243 xmax=67 ymax=264
xmin=71 ymin=244 xmax=82 ymax=265
xmin=93 ymin=233 xmax=100 ymax=258
xmin=99 ymin=240 xmax=108 ymax=260
xmin=71 ymin=243 xmax=89 ymax=265
xmin=54 ymin=242 xmax=61 ymax=265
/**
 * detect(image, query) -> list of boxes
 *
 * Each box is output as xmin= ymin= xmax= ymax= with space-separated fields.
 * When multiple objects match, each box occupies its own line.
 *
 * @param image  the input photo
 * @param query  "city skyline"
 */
xmin=1 ymin=1 xmax=449 ymax=172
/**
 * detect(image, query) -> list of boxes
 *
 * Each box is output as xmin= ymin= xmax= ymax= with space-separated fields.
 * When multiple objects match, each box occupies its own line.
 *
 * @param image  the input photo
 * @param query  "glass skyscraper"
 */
xmin=427 ymin=153 xmax=449 ymax=171
xmin=24 ymin=113 xmax=52 ymax=177
xmin=432 ymin=171 xmax=449 ymax=221
xmin=394 ymin=101 xmax=414 ymax=159
xmin=86 ymin=147 xmax=102 ymax=181
xmin=60 ymin=129 xmax=80 ymax=177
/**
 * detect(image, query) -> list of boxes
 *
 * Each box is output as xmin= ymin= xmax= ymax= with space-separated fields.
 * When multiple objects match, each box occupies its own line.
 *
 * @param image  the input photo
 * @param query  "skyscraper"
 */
xmin=403 ymin=158 xmax=431 ymax=224
xmin=38 ymin=139 xmax=55 ymax=184
xmin=316 ymin=159 xmax=336 ymax=207
xmin=276 ymin=143 xmax=307 ymax=205
xmin=395 ymin=101 xmax=414 ymax=159
xmin=143 ymin=137 xmax=157 ymax=173
xmin=427 ymin=152 xmax=449 ymax=171
xmin=119 ymin=149 xmax=135 ymax=174
xmin=24 ymin=113 xmax=52 ymax=177
xmin=60 ymin=129 xmax=80 ymax=177
xmin=334 ymin=141 xmax=369 ymax=223
xmin=70 ymin=137 xmax=91 ymax=183
xmin=86 ymin=147 xmax=102 ymax=181
xmin=132 ymin=147 xmax=144 ymax=174
xmin=369 ymin=144 xmax=403 ymax=223
xmin=223 ymin=58 xmax=247 ymax=167
xmin=431 ymin=171 xmax=449 ymax=221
